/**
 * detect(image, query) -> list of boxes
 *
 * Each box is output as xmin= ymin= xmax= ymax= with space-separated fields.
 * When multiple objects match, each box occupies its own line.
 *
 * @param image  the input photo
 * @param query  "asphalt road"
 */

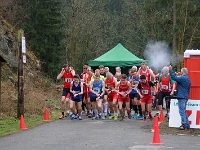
xmin=0 ymin=115 xmax=199 ymax=150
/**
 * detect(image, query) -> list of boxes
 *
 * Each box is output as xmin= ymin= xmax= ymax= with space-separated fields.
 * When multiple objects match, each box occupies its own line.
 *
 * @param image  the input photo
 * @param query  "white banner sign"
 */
xmin=169 ymin=99 xmax=200 ymax=128
xmin=22 ymin=37 xmax=26 ymax=53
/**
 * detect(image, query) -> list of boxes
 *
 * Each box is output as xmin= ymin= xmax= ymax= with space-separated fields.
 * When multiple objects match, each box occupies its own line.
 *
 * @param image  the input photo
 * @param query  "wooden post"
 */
xmin=0 ymin=57 xmax=7 ymax=118
xmin=0 ymin=61 xmax=1 ymax=118
xmin=172 ymin=0 xmax=177 ymax=70
xmin=17 ymin=29 xmax=24 ymax=118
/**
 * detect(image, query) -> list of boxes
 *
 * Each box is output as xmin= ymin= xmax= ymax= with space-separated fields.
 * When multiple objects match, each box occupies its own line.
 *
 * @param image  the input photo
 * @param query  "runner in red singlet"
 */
xmin=157 ymin=66 xmax=175 ymax=117
xmin=138 ymin=62 xmax=155 ymax=81
xmin=104 ymin=72 xmax=118 ymax=120
xmin=137 ymin=75 xmax=156 ymax=121
xmin=80 ymin=65 xmax=88 ymax=114
xmin=116 ymin=74 xmax=132 ymax=121
xmin=57 ymin=64 xmax=75 ymax=119
xmin=82 ymin=66 xmax=93 ymax=117
xmin=137 ymin=62 xmax=155 ymax=118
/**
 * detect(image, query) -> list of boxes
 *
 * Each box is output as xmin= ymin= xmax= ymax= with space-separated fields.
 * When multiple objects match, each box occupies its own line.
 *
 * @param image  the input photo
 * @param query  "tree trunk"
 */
xmin=172 ymin=0 xmax=177 ymax=70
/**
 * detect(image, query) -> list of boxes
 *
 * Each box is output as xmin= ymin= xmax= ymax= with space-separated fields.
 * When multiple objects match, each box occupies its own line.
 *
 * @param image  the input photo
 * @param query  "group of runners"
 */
xmin=57 ymin=62 xmax=176 ymax=121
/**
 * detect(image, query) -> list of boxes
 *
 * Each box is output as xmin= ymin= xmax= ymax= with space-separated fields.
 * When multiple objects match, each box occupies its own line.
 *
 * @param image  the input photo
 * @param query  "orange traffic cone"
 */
xmin=150 ymin=116 xmax=164 ymax=145
xmin=44 ymin=108 xmax=50 ymax=121
xmin=20 ymin=115 xmax=27 ymax=130
xmin=151 ymin=116 xmax=158 ymax=132
xmin=159 ymin=110 xmax=164 ymax=123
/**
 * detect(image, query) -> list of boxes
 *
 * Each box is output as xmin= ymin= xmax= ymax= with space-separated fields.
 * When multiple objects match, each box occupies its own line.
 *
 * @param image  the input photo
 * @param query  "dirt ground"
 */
xmin=159 ymin=121 xmax=200 ymax=136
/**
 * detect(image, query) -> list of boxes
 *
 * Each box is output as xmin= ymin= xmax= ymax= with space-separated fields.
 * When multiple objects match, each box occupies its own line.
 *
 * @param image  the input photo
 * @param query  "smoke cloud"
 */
xmin=144 ymin=41 xmax=177 ymax=72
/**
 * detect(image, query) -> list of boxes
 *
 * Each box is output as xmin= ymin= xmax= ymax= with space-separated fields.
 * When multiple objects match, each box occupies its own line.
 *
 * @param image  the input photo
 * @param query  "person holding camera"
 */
xmin=169 ymin=65 xmax=191 ymax=130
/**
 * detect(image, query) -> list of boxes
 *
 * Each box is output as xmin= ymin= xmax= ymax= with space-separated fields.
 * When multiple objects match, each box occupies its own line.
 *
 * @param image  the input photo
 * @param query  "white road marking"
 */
xmin=129 ymin=145 xmax=165 ymax=150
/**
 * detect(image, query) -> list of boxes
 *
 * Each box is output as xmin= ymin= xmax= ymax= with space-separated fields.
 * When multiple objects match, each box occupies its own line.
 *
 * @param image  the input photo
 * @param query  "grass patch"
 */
xmin=0 ymin=110 xmax=60 ymax=137
xmin=159 ymin=121 xmax=200 ymax=136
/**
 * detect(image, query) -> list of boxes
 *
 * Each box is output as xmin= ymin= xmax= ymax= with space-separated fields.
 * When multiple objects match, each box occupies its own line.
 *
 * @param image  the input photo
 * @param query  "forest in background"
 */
xmin=1 ymin=0 xmax=200 ymax=77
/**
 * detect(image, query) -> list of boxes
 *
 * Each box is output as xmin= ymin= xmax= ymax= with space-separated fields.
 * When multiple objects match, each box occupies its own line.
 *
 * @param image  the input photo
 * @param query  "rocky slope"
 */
xmin=0 ymin=5 xmax=60 ymax=117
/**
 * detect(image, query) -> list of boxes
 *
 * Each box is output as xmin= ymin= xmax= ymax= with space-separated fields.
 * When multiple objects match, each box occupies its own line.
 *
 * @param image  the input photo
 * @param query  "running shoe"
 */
xmin=146 ymin=113 xmax=149 ymax=118
xmin=119 ymin=115 xmax=124 ymax=121
xmin=154 ymin=112 xmax=160 ymax=117
xmin=81 ymin=111 xmax=84 ymax=115
xmin=74 ymin=114 xmax=78 ymax=119
xmin=134 ymin=115 xmax=138 ymax=119
xmin=88 ymin=113 xmax=92 ymax=118
xmin=165 ymin=113 xmax=168 ymax=118
xmin=149 ymin=113 xmax=153 ymax=121
xmin=137 ymin=115 xmax=144 ymax=120
xmin=178 ymin=125 xmax=190 ymax=130
xmin=92 ymin=116 xmax=99 ymax=120
xmin=108 ymin=115 xmax=114 ymax=119
xmin=101 ymin=116 xmax=106 ymax=120
xmin=132 ymin=113 xmax=138 ymax=118
xmin=78 ymin=116 xmax=82 ymax=120
xmin=65 ymin=112 xmax=70 ymax=117
xmin=59 ymin=115 xmax=64 ymax=119
xmin=143 ymin=116 xmax=147 ymax=121
xmin=128 ymin=114 xmax=132 ymax=119
xmin=114 ymin=115 xmax=118 ymax=121
xmin=167 ymin=112 xmax=170 ymax=118
xmin=70 ymin=114 xmax=75 ymax=120
xmin=98 ymin=114 xmax=102 ymax=119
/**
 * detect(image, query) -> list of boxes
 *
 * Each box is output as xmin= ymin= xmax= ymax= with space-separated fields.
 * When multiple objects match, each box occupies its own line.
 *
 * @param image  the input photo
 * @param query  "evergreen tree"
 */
xmin=23 ymin=0 xmax=66 ymax=78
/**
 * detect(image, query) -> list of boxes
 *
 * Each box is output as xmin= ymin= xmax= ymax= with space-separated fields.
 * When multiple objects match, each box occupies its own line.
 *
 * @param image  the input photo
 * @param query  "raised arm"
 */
xmin=70 ymin=67 xmax=75 ymax=76
xmin=149 ymin=69 xmax=155 ymax=81
xmin=57 ymin=68 xmax=65 ymax=80
xmin=169 ymin=69 xmax=182 ymax=82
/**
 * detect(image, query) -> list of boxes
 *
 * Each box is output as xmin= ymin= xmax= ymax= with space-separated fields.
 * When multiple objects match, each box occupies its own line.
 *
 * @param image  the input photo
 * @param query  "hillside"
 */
xmin=0 ymin=5 xmax=61 ymax=118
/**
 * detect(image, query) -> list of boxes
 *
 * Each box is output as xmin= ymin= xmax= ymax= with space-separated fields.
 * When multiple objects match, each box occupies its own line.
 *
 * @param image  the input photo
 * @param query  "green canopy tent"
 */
xmin=88 ymin=43 xmax=145 ymax=67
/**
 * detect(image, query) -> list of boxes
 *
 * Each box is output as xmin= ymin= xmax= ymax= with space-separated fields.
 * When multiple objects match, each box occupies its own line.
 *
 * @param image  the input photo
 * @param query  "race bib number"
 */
xmin=73 ymin=91 xmax=80 ymax=94
xmin=161 ymin=85 xmax=168 ymax=90
xmin=93 ymin=87 xmax=100 ymax=94
xmin=65 ymin=78 xmax=72 ymax=82
xmin=142 ymin=90 xmax=148 ymax=94
xmin=134 ymin=81 xmax=139 ymax=85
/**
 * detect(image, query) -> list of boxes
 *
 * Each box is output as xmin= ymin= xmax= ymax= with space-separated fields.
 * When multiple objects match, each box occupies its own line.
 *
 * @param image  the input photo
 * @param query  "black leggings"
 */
xmin=158 ymin=91 xmax=170 ymax=109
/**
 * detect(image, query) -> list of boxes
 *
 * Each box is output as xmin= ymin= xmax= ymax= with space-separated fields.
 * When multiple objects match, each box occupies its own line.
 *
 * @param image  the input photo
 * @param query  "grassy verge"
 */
xmin=0 ymin=110 xmax=60 ymax=137
xmin=159 ymin=121 xmax=200 ymax=136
